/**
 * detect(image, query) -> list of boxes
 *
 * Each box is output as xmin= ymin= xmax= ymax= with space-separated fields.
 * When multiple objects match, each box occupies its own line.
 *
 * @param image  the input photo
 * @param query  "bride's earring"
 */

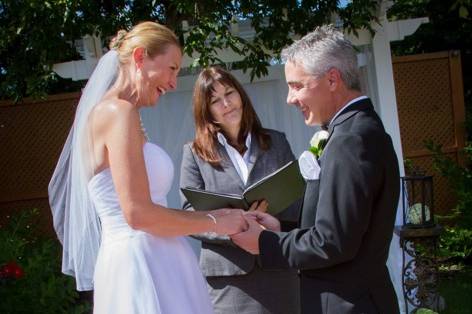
xmin=136 ymin=68 xmax=143 ymax=103
xmin=133 ymin=67 xmax=147 ymax=105
xmin=130 ymin=67 xmax=143 ymax=105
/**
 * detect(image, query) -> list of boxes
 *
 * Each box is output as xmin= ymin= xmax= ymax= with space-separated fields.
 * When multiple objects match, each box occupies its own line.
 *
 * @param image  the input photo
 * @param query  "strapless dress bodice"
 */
xmin=87 ymin=142 xmax=174 ymax=243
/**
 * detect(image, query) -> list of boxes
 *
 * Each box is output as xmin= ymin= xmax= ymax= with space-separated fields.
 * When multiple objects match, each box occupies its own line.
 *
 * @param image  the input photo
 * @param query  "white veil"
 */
xmin=48 ymin=50 xmax=119 ymax=291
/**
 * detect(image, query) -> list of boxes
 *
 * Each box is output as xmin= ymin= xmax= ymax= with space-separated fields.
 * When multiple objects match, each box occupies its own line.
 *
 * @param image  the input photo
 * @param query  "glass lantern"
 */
xmin=401 ymin=175 xmax=435 ymax=228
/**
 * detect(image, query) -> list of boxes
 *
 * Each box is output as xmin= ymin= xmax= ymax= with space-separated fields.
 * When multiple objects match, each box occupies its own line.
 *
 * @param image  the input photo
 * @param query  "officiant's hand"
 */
xmin=231 ymin=218 xmax=263 ymax=254
xmin=210 ymin=208 xmax=248 ymax=235
xmin=245 ymin=211 xmax=281 ymax=232
xmin=248 ymin=199 xmax=268 ymax=213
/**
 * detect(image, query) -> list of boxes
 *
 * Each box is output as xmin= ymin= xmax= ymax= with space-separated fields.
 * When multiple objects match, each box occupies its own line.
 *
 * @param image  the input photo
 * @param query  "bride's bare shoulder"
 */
xmin=92 ymin=98 xmax=139 ymax=122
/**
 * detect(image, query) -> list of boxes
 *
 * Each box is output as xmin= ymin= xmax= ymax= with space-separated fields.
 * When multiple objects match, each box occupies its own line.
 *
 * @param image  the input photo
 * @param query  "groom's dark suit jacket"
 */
xmin=259 ymin=98 xmax=400 ymax=314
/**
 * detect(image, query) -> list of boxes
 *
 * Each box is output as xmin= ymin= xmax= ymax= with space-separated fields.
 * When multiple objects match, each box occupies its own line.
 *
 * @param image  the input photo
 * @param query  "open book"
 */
xmin=181 ymin=160 xmax=305 ymax=215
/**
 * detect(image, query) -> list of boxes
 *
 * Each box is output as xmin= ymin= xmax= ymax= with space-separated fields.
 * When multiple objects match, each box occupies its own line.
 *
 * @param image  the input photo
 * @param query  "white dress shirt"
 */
xmin=217 ymin=132 xmax=252 ymax=185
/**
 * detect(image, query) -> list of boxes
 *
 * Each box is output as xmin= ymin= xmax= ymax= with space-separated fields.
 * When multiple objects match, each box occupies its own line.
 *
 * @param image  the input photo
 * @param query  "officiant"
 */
xmin=179 ymin=66 xmax=301 ymax=314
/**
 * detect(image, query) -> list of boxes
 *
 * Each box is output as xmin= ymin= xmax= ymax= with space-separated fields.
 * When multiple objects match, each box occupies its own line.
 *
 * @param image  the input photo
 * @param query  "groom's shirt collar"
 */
xmin=328 ymin=95 xmax=368 ymax=127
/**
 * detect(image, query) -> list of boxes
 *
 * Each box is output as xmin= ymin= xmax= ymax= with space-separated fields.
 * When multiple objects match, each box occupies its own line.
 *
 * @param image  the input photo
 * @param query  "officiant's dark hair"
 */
xmin=192 ymin=66 xmax=271 ymax=167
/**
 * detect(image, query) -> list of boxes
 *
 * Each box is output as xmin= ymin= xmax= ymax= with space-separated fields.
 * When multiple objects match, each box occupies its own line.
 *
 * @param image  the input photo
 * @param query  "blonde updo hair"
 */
xmin=109 ymin=21 xmax=181 ymax=64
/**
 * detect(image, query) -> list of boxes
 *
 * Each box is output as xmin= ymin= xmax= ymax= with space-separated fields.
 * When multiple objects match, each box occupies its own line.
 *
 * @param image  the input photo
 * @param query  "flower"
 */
xmin=0 ymin=261 xmax=24 ymax=279
xmin=309 ymin=130 xmax=329 ymax=158
xmin=407 ymin=203 xmax=431 ymax=225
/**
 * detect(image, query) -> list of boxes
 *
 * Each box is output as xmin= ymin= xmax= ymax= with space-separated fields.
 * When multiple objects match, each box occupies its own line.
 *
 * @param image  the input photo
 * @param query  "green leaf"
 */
xmin=0 ymin=0 xmax=379 ymax=100
xmin=459 ymin=6 xmax=469 ymax=18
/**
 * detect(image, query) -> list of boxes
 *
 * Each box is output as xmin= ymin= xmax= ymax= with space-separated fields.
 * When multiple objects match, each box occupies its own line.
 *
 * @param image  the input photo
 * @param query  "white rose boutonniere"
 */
xmin=309 ymin=130 xmax=329 ymax=158
xmin=298 ymin=130 xmax=329 ymax=180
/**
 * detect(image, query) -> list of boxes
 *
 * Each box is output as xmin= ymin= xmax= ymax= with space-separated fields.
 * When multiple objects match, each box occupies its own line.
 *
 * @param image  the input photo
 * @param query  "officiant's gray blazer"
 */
xmin=180 ymin=129 xmax=301 ymax=314
xmin=259 ymin=99 xmax=400 ymax=314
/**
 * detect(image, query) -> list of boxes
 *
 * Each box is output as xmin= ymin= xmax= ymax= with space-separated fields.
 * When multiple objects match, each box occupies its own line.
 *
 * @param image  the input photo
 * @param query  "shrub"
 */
xmin=439 ymin=227 xmax=472 ymax=262
xmin=0 ymin=209 xmax=90 ymax=314
xmin=425 ymin=141 xmax=472 ymax=263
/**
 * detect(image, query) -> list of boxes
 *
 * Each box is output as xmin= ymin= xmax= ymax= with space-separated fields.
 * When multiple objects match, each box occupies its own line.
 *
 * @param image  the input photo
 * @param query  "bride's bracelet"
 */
xmin=206 ymin=213 xmax=217 ymax=232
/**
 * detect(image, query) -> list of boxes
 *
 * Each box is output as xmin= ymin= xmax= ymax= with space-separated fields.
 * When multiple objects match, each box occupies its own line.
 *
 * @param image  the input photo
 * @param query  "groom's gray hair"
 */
xmin=281 ymin=25 xmax=360 ymax=91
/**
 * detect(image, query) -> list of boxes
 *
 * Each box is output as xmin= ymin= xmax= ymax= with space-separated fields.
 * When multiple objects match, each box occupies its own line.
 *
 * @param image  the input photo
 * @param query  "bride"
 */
xmin=48 ymin=21 xmax=251 ymax=314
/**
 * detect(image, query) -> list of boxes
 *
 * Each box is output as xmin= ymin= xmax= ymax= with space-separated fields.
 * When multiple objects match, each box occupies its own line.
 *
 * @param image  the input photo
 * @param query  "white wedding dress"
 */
xmin=88 ymin=142 xmax=214 ymax=314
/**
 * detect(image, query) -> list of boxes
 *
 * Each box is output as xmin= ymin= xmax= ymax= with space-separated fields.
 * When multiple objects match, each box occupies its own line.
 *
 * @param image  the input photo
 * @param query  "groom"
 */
xmin=232 ymin=25 xmax=400 ymax=314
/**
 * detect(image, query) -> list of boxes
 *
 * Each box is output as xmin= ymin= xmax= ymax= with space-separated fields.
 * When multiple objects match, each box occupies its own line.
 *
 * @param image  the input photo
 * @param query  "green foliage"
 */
xmin=415 ymin=308 xmax=438 ymax=314
xmin=404 ymin=158 xmax=427 ymax=175
xmin=439 ymin=227 xmax=472 ymax=259
xmin=0 ymin=0 xmax=380 ymax=101
xmin=425 ymin=140 xmax=472 ymax=262
xmin=425 ymin=141 xmax=472 ymax=227
xmin=0 ymin=0 xmax=83 ymax=101
xmin=0 ymin=209 xmax=90 ymax=314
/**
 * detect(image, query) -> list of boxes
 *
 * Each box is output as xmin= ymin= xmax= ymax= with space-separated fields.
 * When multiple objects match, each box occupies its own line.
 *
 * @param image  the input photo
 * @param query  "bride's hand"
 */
xmin=208 ymin=208 xmax=248 ymax=235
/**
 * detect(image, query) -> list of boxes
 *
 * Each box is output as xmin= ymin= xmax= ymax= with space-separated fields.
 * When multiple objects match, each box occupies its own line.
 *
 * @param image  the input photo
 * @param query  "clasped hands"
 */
xmin=210 ymin=200 xmax=278 ymax=255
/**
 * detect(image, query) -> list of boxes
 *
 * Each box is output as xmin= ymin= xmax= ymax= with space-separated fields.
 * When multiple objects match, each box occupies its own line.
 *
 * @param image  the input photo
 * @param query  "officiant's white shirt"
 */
xmin=217 ymin=132 xmax=252 ymax=184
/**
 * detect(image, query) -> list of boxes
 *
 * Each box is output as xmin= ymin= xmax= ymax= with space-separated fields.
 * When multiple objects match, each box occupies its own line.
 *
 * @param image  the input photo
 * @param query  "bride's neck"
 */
xmin=107 ymin=68 xmax=140 ymax=106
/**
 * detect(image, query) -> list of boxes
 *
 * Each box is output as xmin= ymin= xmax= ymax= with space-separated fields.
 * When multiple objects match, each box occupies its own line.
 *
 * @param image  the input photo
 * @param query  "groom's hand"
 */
xmin=245 ymin=211 xmax=281 ymax=232
xmin=231 ymin=218 xmax=263 ymax=254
